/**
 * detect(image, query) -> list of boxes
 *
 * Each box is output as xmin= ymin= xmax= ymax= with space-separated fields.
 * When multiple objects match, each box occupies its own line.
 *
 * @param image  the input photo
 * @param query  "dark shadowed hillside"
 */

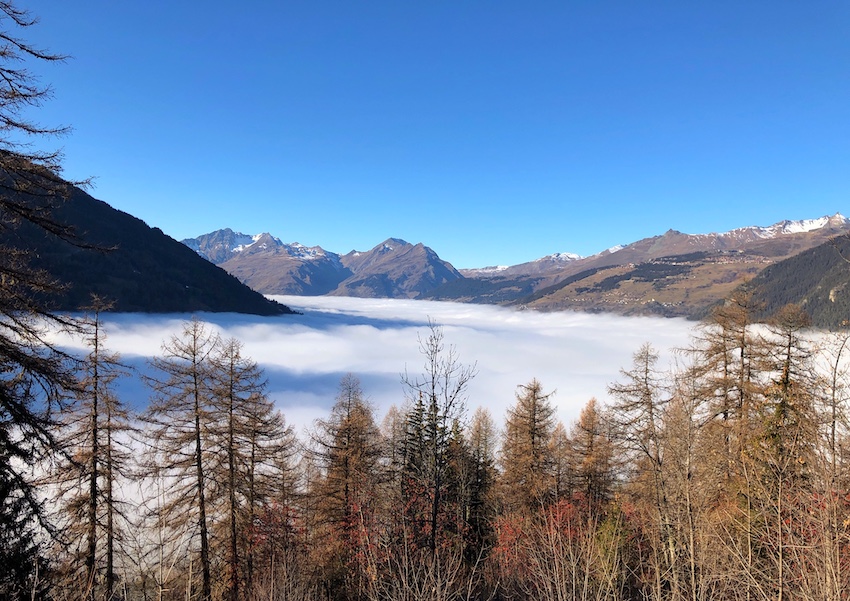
xmin=737 ymin=235 xmax=850 ymax=329
xmin=4 ymin=186 xmax=292 ymax=315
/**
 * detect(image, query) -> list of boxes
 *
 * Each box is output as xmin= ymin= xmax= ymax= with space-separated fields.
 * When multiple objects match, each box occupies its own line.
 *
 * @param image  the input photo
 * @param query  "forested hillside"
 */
xmin=740 ymin=234 xmax=850 ymax=328
xmin=38 ymin=297 xmax=850 ymax=601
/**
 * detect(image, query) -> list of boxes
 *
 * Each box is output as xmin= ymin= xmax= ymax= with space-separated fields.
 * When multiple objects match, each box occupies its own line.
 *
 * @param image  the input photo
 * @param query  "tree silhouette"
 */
xmin=0 ymin=3 xmax=89 ymax=598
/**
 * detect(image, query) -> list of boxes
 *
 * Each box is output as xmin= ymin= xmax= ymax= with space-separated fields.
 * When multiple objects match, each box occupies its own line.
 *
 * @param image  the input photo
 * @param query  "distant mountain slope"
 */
xmin=333 ymin=238 xmax=461 ymax=298
xmin=180 ymin=214 xmax=849 ymax=325
xmin=8 ymin=188 xmax=292 ymax=315
xmin=460 ymin=252 xmax=582 ymax=279
xmin=438 ymin=214 xmax=850 ymax=316
xmin=738 ymin=235 xmax=850 ymax=329
xmin=517 ymin=251 xmax=762 ymax=318
xmin=455 ymin=215 xmax=848 ymax=285
xmin=183 ymin=231 xmax=462 ymax=299
xmin=222 ymin=241 xmax=350 ymax=297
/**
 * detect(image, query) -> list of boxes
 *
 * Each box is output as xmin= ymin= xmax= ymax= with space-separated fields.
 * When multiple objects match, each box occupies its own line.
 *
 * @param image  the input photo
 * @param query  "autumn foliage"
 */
xmin=16 ymin=301 xmax=850 ymax=601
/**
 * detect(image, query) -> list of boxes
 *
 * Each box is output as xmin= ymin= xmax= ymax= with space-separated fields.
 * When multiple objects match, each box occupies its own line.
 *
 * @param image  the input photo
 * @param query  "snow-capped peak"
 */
xmin=719 ymin=213 xmax=848 ymax=240
xmin=282 ymin=242 xmax=332 ymax=261
xmin=378 ymin=238 xmax=409 ymax=253
xmin=471 ymin=265 xmax=509 ymax=274
xmin=542 ymin=252 xmax=582 ymax=262
xmin=232 ymin=232 xmax=283 ymax=253
xmin=224 ymin=232 xmax=257 ymax=253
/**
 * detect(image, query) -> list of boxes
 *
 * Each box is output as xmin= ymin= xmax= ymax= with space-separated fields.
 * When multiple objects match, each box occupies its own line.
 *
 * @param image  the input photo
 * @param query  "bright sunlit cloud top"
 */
xmin=54 ymin=297 xmax=698 ymax=434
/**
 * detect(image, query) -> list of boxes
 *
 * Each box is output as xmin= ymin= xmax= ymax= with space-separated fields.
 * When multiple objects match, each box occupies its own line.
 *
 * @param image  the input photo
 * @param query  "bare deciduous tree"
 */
xmin=144 ymin=319 xmax=219 ymax=601
xmin=0 ymin=3 xmax=92 ymax=597
xmin=52 ymin=298 xmax=133 ymax=601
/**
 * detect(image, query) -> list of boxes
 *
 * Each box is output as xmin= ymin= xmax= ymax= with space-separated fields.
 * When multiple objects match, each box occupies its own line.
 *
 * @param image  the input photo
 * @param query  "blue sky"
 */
xmin=25 ymin=2 xmax=850 ymax=268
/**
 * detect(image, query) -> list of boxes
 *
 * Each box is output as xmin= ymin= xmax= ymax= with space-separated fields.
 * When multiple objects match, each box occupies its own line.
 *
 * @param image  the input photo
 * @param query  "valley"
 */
xmin=182 ymin=213 xmax=850 ymax=327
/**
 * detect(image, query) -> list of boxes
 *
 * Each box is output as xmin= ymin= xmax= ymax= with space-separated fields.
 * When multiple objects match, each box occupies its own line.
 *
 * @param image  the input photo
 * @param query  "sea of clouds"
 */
xmin=51 ymin=296 xmax=701 ymax=435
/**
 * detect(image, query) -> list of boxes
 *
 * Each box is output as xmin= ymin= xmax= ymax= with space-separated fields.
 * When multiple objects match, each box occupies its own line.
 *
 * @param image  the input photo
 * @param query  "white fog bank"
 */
xmin=53 ymin=297 xmax=698 ymax=434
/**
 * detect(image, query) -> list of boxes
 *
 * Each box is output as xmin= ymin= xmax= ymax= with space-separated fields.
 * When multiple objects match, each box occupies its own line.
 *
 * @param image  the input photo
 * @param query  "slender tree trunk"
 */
xmin=193 ymin=366 xmax=212 ymax=601
xmin=684 ymin=411 xmax=698 ymax=601
xmin=429 ymin=403 xmax=443 ymax=557
xmin=246 ymin=437 xmax=256 ymax=597
xmin=106 ymin=415 xmax=115 ymax=601
xmin=87 ymin=320 xmax=100 ymax=601
xmin=777 ymin=478 xmax=784 ymax=601
xmin=228 ymin=389 xmax=239 ymax=601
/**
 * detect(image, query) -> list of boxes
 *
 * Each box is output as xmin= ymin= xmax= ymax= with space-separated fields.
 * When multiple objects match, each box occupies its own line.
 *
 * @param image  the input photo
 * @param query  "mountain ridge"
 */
xmin=182 ymin=232 xmax=462 ymax=299
xmin=3 ymin=188 xmax=293 ymax=315
xmin=181 ymin=213 xmax=849 ymax=325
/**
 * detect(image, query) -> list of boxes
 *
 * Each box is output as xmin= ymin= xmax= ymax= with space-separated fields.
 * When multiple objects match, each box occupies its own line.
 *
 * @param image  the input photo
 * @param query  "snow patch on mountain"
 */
xmin=230 ymin=232 xmax=262 ymax=253
xmin=282 ymin=242 xmax=342 ymax=264
xmin=233 ymin=233 xmax=284 ymax=253
xmin=472 ymin=265 xmax=510 ymax=274
xmin=713 ymin=213 xmax=848 ymax=239
xmin=541 ymin=252 xmax=582 ymax=262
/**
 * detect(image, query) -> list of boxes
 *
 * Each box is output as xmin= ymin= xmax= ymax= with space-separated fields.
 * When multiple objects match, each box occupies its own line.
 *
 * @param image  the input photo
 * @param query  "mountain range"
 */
xmin=182 ymin=230 xmax=462 ymax=299
xmin=183 ymin=214 xmax=850 ymax=326
xmin=443 ymin=213 xmax=850 ymax=318
xmin=10 ymin=165 xmax=845 ymax=327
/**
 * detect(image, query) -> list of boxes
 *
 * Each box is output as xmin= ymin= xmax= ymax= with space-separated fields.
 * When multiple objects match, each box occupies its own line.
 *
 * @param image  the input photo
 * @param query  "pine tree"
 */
xmin=760 ymin=304 xmax=816 ymax=472
xmin=380 ymin=403 xmax=409 ymax=546
xmin=241 ymin=386 xmax=296 ymax=599
xmin=500 ymin=379 xmax=556 ymax=514
xmin=207 ymin=337 xmax=271 ymax=601
xmin=401 ymin=321 xmax=476 ymax=555
xmin=444 ymin=419 xmax=473 ymax=543
xmin=568 ymin=398 xmax=614 ymax=512
xmin=465 ymin=407 xmax=498 ymax=560
xmin=690 ymin=291 xmax=766 ymax=600
xmin=747 ymin=304 xmax=817 ymax=601
xmin=693 ymin=290 xmax=764 ymax=482
xmin=608 ymin=343 xmax=678 ymax=599
xmin=310 ymin=374 xmax=383 ymax=600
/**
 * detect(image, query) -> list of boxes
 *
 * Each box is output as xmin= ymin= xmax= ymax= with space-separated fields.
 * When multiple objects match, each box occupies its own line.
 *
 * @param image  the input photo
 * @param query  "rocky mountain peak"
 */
xmin=180 ymin=211 xmax=850 ymax=318
xmin=377 ymin=238 xmax=410 ymax=252
xmin=182 ymin=230 xmax=460 ymax=299
xmin=181 ymin=228 xmax=257 ymax=263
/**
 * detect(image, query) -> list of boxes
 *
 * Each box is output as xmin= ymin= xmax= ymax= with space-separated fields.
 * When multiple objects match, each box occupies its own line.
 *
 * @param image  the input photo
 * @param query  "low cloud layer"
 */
xmin=54 ymin=297 xmax=699 ymax=434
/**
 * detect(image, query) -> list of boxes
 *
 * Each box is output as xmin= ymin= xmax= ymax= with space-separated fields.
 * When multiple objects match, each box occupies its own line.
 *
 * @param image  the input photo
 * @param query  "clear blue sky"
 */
xmin=24 ymin=1 xmax=850 ymax=268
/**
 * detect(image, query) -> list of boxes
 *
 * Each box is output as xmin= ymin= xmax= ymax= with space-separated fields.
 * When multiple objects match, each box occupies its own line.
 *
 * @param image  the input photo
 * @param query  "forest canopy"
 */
xmin=26 ymin=298 xmax=850 ymax=601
